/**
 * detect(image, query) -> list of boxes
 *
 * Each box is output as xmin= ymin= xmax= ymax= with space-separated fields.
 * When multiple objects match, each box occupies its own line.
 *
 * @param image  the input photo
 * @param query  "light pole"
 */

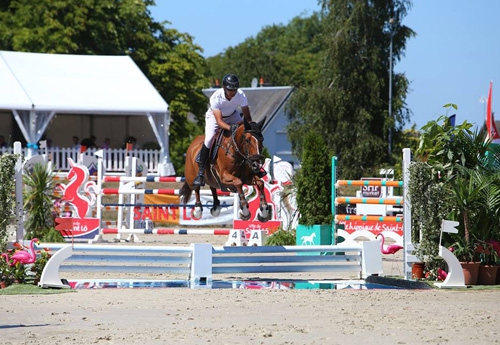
xmin=388 ymin=18 xmax=395 ymax=158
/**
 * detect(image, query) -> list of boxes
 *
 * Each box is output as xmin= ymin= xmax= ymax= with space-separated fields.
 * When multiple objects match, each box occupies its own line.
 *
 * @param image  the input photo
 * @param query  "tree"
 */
xmin=0 ymin=0 xmax=209 ymax=172
xmin=206 ymin=14 xmax=323 ymax=87
xmin=288 ymin=0 xmax=414 ymax=179
xmin=295 ymin=130 xmax=332 ymax=226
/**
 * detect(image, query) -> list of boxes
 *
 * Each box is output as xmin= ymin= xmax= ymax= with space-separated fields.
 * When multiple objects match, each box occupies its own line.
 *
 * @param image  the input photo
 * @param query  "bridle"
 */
xmin=228 ymin=127 xmax=264 ymax=172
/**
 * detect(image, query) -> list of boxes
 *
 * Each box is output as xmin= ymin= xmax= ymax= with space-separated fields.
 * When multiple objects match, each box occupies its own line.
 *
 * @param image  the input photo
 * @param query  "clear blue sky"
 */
xmin=150 ymin=0 xmax=500 ymax=130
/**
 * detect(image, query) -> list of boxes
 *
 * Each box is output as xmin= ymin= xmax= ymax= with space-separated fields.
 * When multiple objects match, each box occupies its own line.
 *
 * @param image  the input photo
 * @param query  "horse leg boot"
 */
xmin=194 ymin=144 xmax=209 ymax=186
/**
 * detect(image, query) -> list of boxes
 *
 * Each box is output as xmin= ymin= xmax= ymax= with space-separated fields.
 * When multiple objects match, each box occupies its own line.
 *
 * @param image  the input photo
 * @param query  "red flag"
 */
xmin=486 ymin=81 xmax=500 ymax=139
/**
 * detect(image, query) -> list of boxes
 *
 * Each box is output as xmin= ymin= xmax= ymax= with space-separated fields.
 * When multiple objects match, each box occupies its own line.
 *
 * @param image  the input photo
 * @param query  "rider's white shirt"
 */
xmin=209 ymin=88 xmax=248 ymax=117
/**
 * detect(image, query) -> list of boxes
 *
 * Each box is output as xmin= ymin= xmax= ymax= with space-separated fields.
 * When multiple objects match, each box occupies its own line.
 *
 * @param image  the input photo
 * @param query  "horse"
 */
xmin=179 ymin=117 xmax=271 ymax=222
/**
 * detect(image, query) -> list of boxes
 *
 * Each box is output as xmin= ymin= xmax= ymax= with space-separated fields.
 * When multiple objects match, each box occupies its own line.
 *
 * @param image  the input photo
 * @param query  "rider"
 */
xmin=194 ymin=74 xmax=253 ymax=187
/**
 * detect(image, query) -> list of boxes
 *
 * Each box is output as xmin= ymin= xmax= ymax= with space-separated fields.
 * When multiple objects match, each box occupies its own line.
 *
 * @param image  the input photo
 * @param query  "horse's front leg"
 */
xmin=254 ymin=178 xmax=271 ymax=222
xmin=221 ymin=173 xmax=251 ymax=220
xmin=210 ymin=187 xmax=221 ymax=217
xmin=192 ymin=187 xmax=203 ymax=219
xmin=236 ymin=183 xmax=251 ymax=220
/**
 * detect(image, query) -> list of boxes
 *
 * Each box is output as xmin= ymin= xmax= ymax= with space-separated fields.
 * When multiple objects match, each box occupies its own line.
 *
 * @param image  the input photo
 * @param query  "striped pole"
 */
xmin=101 ymin=188 xmax=231 ymax=196
xmin=335 ymin=180 xmax=403 ymax=187
xmin=101 ymin=228 xmax=230 ymax=235
xmin=334 ymin=215 xmax=403 ymax=222
xmin=335 ymin=197 xmax=403 ymax=205
xmin=103 ymin=176 xmax=185 ymax=183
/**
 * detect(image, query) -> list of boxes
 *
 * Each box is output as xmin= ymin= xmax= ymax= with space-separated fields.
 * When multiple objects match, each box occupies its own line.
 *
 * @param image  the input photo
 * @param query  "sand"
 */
xmin=2 ymin=234 xmax=500 ymax=345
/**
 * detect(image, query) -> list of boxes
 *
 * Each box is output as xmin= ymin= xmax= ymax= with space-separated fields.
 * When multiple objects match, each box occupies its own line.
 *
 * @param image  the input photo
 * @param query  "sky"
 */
xmin=150 ymin=0 xmax=500 ymax=130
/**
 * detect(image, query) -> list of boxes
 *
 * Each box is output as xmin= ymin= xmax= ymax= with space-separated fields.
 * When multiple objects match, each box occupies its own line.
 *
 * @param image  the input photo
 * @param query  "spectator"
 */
xmin=72 ymin=136 xmax=80 ymax=150
xmin=80 ymin=136 xmax=97 ymax=149
xmin=124 ymin=136 xmax=139 ymax=150
xmin=102 ymin=137 xmax=111 ymax=149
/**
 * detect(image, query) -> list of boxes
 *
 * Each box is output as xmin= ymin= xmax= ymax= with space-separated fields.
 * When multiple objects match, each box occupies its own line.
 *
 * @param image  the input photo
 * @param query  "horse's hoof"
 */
xmin=210 ymin=207 xmax=221 ymax=217
xmin=192 ymin=208 xmax=203 ymax=219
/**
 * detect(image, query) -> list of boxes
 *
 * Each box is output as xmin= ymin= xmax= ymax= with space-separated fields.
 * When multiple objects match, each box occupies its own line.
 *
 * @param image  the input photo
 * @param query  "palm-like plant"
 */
xmin=447 ymin=166 xmax=492 ymax=245
xmin=23 ymin=163 xmax=59 ymax=240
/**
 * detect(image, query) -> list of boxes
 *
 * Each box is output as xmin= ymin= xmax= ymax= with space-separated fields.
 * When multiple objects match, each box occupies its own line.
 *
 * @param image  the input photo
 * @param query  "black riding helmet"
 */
xmin=222 ymin=74 xmax=239 ymax=90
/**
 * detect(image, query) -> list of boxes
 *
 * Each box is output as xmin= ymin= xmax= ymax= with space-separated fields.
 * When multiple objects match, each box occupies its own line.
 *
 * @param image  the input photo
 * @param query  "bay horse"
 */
xmin=179 ymin=117 xmax=271 ymax=222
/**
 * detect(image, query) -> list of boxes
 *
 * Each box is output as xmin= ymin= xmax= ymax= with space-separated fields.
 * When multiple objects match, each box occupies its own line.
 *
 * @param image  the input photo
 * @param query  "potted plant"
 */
xmin=449 ymin=235 xmax=480 ymax=285
xmin=294 ymin=130 xmax=333 ymax=247
xmin=475 ymin=241 xmax=499 ymax=285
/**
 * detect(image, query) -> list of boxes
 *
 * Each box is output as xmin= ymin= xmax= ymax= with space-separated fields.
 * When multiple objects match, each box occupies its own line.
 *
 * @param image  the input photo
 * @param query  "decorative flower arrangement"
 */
xmin=0 ymin=242 xmax=51 ymax=286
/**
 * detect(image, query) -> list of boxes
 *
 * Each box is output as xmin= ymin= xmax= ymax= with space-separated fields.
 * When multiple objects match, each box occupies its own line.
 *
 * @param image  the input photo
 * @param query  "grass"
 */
xmin=0 ymin=284 xmax=74 ymax=295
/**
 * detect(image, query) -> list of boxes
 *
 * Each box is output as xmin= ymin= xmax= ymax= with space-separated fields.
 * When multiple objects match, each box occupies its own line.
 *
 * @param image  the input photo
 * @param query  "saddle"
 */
xmin=192 ymin=128 xmax=234 ymax=192
xmin=208 ymin=128 xmax=236 ymax=191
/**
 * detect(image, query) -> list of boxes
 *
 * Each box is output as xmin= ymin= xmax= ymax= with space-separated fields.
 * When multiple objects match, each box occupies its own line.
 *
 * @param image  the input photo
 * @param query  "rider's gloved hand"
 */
xmin=230 ymin=124 xmax=239 ymax=133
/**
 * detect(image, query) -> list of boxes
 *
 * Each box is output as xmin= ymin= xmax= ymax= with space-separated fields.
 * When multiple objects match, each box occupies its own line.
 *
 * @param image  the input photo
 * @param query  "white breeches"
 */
xmin=203 ymin=110 xmax=242 ymax=148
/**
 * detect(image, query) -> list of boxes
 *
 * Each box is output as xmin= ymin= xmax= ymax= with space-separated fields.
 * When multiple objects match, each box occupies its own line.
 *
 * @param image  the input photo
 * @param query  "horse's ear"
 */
xmin=257 ymin=116 xmax=266 ymax=130
xmin=244 ymin=117 xmax=251 ymax=130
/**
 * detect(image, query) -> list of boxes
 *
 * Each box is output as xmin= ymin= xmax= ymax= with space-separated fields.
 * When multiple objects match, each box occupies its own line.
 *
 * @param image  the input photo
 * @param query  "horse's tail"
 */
xmin=179 ymin=181 xmax=192 ymax=205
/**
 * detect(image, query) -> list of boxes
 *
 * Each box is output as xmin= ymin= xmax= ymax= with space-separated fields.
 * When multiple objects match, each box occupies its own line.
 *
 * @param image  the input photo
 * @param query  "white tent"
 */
xmin=0 ymin=50 xmax=174 ymax=175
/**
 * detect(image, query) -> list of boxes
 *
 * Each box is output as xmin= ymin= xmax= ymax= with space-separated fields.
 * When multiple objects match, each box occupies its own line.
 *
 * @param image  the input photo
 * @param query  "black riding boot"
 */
xmin=194 ymin=144 xmax=209 ymax=186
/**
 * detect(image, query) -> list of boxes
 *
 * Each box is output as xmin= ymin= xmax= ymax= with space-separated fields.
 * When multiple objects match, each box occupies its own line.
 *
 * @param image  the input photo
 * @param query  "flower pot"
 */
xmin=460 ymin=262 xmax=480 ymax=285
xmin=0 ymin=281 xmax=6 ymax=289
xmin=477 ymin=265 xmax=498 ymax=285
xmin=411 ymin=262 xmax=425 ymax=279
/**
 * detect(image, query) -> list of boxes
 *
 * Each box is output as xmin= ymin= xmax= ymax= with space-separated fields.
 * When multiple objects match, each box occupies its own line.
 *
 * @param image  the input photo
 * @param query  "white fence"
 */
xmin=36 ymin=241 xmax=383 ymax=289
xmin=0 ymin=147 xmax=162 ymax=174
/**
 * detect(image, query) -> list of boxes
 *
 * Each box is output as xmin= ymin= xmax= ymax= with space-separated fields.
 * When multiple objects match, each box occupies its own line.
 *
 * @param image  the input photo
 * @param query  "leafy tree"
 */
xmin=0 ymin=0 xmax=209 ymax=172
xmin=294 ymin=130 xmax=332 ymax=226
xmin=288 ymin=0 xmax=414 ymax=179
xmin=206 ymin=13 xmax=323 ymax=87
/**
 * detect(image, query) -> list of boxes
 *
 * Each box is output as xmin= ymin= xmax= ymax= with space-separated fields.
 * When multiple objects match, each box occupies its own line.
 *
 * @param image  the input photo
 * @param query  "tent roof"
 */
xmin=0 ymin=50 xmax=168 ymax=114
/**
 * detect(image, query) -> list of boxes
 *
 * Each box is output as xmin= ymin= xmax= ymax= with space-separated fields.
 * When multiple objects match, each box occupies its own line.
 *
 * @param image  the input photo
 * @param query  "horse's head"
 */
xmin=237 ymin=117 xmax=266 ymax=174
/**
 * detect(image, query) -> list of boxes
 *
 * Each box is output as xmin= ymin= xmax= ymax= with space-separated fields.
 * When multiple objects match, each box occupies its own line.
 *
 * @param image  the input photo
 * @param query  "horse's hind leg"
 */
xmin=210 ymin=187 xmax=221 ymax=217
xmin=255 ymin=179 xmax=271 ymax=222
